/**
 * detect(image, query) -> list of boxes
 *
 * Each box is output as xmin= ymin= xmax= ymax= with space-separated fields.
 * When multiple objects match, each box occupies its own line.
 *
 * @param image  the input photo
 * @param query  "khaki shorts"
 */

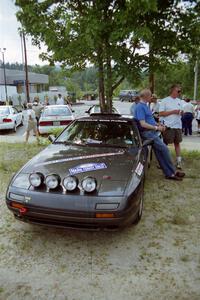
xmin=162 ymin=128 xmax=182 ymax=145
xmin=27 ymin=120 xmax=37 ymax=132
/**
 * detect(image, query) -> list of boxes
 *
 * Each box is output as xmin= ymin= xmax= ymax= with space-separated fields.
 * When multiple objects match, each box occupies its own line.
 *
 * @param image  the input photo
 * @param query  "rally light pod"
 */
xmin=45 ymin=174 xmax=61 ymax=189
xmin=29 ymin=172 xmax=44 ymax=187
xmin=63 ymin=176 xmax=78 ymax=191
xmin=81 ymin=177 xmax=97 ymax=193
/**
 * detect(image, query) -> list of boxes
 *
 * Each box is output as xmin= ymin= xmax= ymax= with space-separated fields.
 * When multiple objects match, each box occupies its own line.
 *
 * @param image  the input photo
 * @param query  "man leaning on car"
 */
xmin=134 ymin=88 xmax=185 ymax=181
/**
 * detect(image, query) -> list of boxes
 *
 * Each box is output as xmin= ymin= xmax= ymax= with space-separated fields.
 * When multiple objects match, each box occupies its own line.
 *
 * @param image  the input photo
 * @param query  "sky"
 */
xmin=0 ymin=0 xmax=47 ymax=66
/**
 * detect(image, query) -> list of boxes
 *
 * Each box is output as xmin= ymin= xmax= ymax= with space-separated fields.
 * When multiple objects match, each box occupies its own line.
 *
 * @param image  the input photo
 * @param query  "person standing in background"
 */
xmin=25 ymin=103 xmax=39 ymax=144
xmin=130 ymin=96 xmax=140 ymax=118
xmin=195 ymin=102 xmax=200 ymax=134
xmin=32 ymin=96 xmax=43 ymax=127
xmin=150 ymin=94 xmax=160 ymax=123
xmin=182 ymin=98 xmax=195 ymax=136
xmin=56 ymin=94 xmax=64 ymax=105
xmin=159 ymin=84 xmax=184 ymax=169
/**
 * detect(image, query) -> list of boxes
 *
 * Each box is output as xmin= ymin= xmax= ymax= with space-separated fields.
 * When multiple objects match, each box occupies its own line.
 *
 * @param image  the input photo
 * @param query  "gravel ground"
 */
xmin=0 ymin=144 xmax=200 ymax=300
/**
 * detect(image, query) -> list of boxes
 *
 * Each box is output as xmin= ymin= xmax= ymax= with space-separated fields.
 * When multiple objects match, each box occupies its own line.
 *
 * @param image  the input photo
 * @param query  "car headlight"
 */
xmin=63 ymin=176 xmax=78 ymax=191
xmin=29 ymin=172 xmax=44 ymax=187
xmin=45 ymin=174 xmax=61 ymax=189
xmin=81 ymin=177 xmax=97 ymax=193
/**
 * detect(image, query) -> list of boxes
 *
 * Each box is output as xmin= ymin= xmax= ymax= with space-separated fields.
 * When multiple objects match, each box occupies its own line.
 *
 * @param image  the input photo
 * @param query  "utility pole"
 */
xmin=194 ymin=60 xmax=198 ymax=101
xmin=0 ymin=48 xmax=8 ymax=103
xmin=22 ymin=31 xmax=30 ymax=103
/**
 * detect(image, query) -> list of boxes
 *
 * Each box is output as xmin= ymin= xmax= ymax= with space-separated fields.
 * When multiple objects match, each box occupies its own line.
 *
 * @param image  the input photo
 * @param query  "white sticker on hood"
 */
xmin=135 ymin=162 xmax=144 ymax=176
xmin=69 ymin=163 xmax=107 ymax=175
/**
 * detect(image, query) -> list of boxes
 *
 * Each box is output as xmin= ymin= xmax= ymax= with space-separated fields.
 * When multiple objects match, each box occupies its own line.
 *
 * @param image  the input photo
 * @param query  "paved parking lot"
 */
xmin=0 ymin=100 xmax=199 ymax=150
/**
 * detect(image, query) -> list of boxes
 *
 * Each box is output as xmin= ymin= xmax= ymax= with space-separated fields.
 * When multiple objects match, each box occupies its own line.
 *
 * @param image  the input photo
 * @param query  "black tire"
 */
xmin=13 ymin=122 xmax=17 ymax=132
xmin=132 ymin=189 xmax=144 ymax=225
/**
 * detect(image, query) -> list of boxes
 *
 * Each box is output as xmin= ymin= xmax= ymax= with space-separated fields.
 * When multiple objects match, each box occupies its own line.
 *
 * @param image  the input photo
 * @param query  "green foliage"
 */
xmin=15 ymin=0 xmax=200 ymax=105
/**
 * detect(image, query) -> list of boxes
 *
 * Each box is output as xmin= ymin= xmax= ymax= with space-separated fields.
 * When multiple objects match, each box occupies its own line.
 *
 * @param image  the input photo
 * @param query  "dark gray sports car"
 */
xmin=6 ymin=113 xmax=151 ymax=230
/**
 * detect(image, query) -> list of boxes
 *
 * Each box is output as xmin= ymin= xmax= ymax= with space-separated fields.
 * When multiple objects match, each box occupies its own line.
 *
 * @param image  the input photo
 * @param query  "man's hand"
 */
xmin=157 ymin=124 xmax=165 ymax=132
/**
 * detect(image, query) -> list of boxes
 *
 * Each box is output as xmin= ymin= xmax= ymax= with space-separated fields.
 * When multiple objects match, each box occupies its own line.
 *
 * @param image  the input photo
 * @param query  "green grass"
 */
xmin=0 ymin=143 xmax=46 ymax=193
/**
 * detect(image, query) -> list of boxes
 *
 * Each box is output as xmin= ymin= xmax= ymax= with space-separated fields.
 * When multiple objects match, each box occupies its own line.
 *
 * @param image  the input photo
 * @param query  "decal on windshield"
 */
xmin=69 ymin=163 xmax=107 ymax=175
xmin=135 ymin=162 xmax=144 ymax=176
xmin=35 ymin=151 xmax=124 ymax=167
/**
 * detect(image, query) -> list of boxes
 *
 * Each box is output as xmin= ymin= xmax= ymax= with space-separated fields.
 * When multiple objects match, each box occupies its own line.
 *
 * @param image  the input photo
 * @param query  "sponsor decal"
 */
xmin=135 ymin=162 xmax=144 ymax=176
xmin=69 ymin=163 xmax=107 ymax=175
xmin=35 ymin=151 xmax=124 ymax=167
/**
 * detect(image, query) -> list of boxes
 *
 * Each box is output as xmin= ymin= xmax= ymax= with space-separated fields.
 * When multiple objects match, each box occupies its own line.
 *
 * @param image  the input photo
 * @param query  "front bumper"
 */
xmin=6 ymin=185 xmax=142 ymax=230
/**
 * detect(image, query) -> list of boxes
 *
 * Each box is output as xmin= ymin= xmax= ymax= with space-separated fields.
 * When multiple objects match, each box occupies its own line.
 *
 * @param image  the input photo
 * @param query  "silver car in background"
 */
xmin=0 ymin=106 xmax=24 ymax=132
xmin=38 ymin=105 xmax=75 ymax=135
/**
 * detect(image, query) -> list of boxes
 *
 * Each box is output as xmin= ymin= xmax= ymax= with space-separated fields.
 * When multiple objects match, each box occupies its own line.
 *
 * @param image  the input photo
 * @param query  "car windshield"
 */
xmin=0 ymin=108 xmax=10 ymax=115
xmin=55 ymin=119 xmax=138 ymax=147
xmin=42 ymin=107 xmax=71 ymax=117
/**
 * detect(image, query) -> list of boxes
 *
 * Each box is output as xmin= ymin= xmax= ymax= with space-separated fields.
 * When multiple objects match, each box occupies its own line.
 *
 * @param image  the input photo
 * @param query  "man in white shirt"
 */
xmin=56 ymin=94 xmax=64 ymax=105
xmin=159 ymin=84 xmax=184 ymax=169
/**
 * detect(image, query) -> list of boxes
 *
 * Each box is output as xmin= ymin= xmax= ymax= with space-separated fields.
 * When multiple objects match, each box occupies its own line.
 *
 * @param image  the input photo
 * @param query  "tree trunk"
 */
xmin=97 ymin=47 xmax=106 ymax=112
xmin=149 ymin=72 xmax=155 ymax=93
xmin=105 ymin=49 xmax=113 ymax=113
xmin=149 ymin=43 xmax=155 ymax=94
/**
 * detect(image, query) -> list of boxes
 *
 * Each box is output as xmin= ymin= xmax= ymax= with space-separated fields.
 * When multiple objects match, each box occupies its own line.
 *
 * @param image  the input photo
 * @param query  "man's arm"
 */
xmin=159 ymin=109 xmax=181 ymax=117
xmin=140 ymin=120 xmax=165 ymax=132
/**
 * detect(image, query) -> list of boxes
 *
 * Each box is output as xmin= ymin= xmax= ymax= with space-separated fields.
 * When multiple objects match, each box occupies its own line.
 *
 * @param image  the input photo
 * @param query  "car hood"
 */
xmin=23 ymin=144 xmax=140 ymax=178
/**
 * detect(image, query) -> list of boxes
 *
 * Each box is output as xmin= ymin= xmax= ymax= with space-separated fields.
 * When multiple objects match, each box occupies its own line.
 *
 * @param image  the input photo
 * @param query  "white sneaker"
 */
xmin=176 ymin=162 xmax=182 ymax=169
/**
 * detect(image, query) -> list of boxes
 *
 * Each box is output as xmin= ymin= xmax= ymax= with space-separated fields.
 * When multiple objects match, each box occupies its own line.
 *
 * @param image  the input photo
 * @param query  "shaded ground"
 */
xmin=0 ymin=143 xmax=200 ymax=300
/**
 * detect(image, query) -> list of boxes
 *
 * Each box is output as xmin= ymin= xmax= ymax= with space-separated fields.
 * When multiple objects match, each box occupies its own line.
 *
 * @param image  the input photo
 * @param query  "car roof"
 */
xmin=76 ymin=113 xmax=134 ymax=122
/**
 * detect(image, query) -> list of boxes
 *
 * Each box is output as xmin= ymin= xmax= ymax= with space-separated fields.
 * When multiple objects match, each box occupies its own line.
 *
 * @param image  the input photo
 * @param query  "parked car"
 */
xmin=85 ymin=104 xmax=120 ymax=115
xmin=6 ymin=113 xmax=152 ymax=230
xmin=38 ymin=105 xmax=75 ymax=135
xmin=119 ymin=90 xmax=139 ymax=102
xmin=0 ymin=106 xmax=24 ymax=132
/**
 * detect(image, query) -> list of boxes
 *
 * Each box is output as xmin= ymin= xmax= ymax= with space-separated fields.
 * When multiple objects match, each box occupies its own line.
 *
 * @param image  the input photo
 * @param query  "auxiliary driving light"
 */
xmin=29 ymin=172 xmax=44 ymax=187
xmin=63 ymin=176 xmax=78 ymax=191
xmin=45 ymin=174 xmax=61 ymax=189
xmin=81 ymin=177 xmax=97 ymax=193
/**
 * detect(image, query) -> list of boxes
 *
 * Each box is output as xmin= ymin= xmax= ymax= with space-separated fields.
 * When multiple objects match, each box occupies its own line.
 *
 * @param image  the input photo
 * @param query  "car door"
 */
xmin=13 ymin=107 xmax=21 ymax=126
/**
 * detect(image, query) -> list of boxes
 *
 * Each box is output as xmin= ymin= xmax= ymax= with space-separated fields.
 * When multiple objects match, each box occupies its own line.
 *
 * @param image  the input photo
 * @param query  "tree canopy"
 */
xmin=15 ymin=0 xmax=200 ymax=110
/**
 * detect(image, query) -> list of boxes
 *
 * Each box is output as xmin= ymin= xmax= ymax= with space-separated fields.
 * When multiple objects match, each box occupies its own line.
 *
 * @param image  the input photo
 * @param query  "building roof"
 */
xmin=0 ymin=68 xmax=49 ymax=85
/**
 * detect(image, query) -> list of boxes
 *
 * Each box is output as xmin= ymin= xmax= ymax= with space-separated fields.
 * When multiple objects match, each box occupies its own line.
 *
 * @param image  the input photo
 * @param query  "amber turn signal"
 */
xmin=95 ymin=213 xmax=115 ymax=218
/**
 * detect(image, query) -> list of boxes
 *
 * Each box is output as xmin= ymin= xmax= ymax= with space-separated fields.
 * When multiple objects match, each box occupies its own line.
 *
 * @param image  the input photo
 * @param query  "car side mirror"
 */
xmin=48 ymin=135 xmax=56 ymax=143
xmin=85 ymin=110 xmax=89 ymax=114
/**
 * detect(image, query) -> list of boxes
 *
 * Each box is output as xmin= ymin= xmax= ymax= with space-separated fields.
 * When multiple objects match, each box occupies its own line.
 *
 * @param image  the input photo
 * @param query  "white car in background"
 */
xmin=85 ymin=104 xmax=120 ymax=115
xmin=0 ymin=106 xmax=24 ymax=132
xmin=38 ymin=105 xmax=75 ymax=135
